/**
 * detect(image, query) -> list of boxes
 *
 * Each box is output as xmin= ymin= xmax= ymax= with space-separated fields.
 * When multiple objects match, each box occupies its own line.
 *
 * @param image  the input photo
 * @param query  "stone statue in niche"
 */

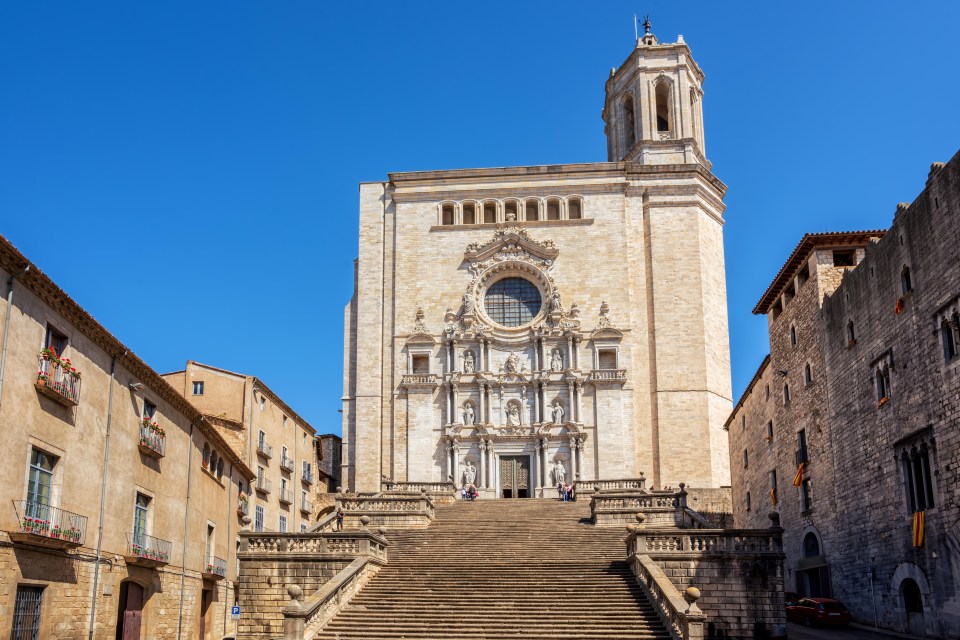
xmin=553 ymin=460 xmax=566 ymax=485
xmin=463 ymin=403 xmax=475 ymax=426
xmin=463 ymin=461 xmax=477 ymax=487
xmin=550 ymin=348 xmax=564 ymax=372
xmin=504 ymin=352 xmax=520 ymax=374
xmin=551 ymin=400 xmax=565 ymax=424
xmin=463 ymin=349 xmax=475 ymax=373
xmin=506 ymin=401 xmax=521 ymax=426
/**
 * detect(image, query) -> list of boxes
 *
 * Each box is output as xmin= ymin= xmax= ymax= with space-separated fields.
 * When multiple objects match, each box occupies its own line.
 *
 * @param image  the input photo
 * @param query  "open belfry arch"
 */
xmin=342 ymin=24 xmax=732 ymax=495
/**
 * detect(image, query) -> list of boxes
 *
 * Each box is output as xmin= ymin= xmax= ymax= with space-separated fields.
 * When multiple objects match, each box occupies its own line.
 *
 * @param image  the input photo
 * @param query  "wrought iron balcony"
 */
xmin=256 ymin=476 xmax=272 ymax=494
xmin=35 ymin=353 xmax=82 ymax=406
xmin=300 ymin=497 xmax=314 ymax=514
xmin=11 ymin=500 xmax=88 ymax=549
xmin=257 ymin=439 xmax=273 ymax=458
xmin=279 ymin=488 xmax=294 ymax=505
xmin=203 ymin=555 xmax=227 ymax=580
xmin=280 ymin=454 xmax=294 ymax=472
xmin=138 ymin=420 xmax=166 ymax=458
xmin=125 ymin=532 xmax=172 ymax=567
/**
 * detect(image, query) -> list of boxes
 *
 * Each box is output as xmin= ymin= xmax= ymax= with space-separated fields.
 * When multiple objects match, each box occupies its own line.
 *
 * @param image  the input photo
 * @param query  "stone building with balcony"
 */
xmin=342 ymin=27 xmax=733 ymax=497
xmin=162 ymin=362 xmax=321 ymax=535
xmin=727 ymin=151 xmax=960 ymax=636
xmin=0 ymin=234 xmax=256 ymax=640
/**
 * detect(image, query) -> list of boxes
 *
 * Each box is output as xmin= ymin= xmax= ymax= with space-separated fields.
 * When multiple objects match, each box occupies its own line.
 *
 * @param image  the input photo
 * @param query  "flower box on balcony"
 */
xmin=138 ymin=419 xmax=166 ymax=458
xmin=125 ymin=533 xmax=172 ymax=568
xmin=11 ymin=501 xmax=87 ymax=550
xmin=35 ymin=351 xmax=82 ymax=407
xmin=202 ymin=556 xmax=227 ymax=580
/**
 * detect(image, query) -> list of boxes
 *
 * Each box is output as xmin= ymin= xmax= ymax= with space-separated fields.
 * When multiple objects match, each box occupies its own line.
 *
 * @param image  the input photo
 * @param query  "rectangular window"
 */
xmin=411 ymin=354 xmax=429 ymax=374
xmin=143 ymin=399 xmax=157 ymax=420
xmin=133 ymin=493 xmax=150 ymax=542
xmin=832 ymin=250 xmax=855 ymax=267
xmin=766 ymin=420 xmax=774 ymax=440
xmin=258 ymin=430 xmax=266 ymax=446
xmin=279 ymin=515 xmax=287 ymax=533
xmin=300 ymin=523 xmax=307 ymax=533
xmin=796 ymin=429 xmax=808 ymax=464
xmin=597 ymin=349 xmax=618 ymax=370
xmin=282 ymin=416 xmax=287 ymax=429
xmin=900 ymin=442 xmax=936 ymax=513
xmin=743 ymin=449 xmax=749 ymax=469
xmin=801 ymin=479 xmax=813 ymax=512
xmin=745 ymin=491 xmax=751 ymax=512
xmin=254 ymin=506 xmax=264 ymax=532
xmin=192 ymin=381 xmax=204 ymax=395
xmin=770 ymin=470 xmax=778 ymax=491
xmin=44 ymin=324 xmax=68 ymax=356
xmin=302 ymin=461 xmax=312 ymax=478
xmin=280 ymin=478 xmax=287 ymax=493
xmin=205 ymin=524 xmax=215 ymax=561
xmin=12 ymin=585 xmax=44 ymax=640
xmin=27 ymin=448 xmax=56 ymax=512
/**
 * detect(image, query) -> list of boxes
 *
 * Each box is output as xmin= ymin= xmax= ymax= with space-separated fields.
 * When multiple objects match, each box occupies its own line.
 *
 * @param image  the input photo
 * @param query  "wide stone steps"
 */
xmin=311 ymin=499 xmax=667 ymax=640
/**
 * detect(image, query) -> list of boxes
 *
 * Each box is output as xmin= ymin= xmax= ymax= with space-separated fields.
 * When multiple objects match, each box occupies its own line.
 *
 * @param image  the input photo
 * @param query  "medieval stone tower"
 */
xmin=342 ymin=25 xmax=732 ymax=495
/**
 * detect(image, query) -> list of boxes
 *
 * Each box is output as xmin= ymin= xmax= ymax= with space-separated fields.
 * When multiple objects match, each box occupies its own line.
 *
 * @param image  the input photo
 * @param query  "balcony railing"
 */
xmin=795 ymin=447 xmax=809 ymax=466
xmin=203 ymin=555 xmax=227 ymax=580
xmin=589 ymin=369 xmax=627 ymax=383
xmin=11 ymin=500 xmax=88 ymax=549
xmin=256 ymin=476 xmax=272 ymax=494
xmin=138 ymin=420 xmax=166 ymax=458
xmin=279 ymin=488 xmax=294 ymax=505
xmin=302 ymin=468 xmax=314 ymax=484
xmin=257 ymin=440 xmax=273 ymax=458
xmin=126 ymin=532 xmax=172 ymax=567
xmin=280 ymin=454 xmax=294 ymax=472
xmin=35 ymin=352 xmax=82 ymax=406
xmin=300 ymin=497 xmax=314 ymax=514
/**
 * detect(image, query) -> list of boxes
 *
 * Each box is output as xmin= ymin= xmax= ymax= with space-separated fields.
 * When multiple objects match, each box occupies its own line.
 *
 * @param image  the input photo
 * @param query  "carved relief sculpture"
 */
xmin=504 ymin=352 xmax=520 ymax=374
xmin=550 ymin=348 xmax=564 ymax=372
xmin=507 ymin=401 xmax=521 ymax=426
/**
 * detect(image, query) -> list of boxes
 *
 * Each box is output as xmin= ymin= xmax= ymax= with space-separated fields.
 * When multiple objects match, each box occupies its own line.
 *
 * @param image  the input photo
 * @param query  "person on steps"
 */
xmin=335 ymin=508 xmax=344 ymax=531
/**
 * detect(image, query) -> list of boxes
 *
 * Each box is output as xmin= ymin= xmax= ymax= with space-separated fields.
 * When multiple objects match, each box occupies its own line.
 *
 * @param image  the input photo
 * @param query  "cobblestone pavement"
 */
xmin=787 ymin=622 xmax=913 ymax=640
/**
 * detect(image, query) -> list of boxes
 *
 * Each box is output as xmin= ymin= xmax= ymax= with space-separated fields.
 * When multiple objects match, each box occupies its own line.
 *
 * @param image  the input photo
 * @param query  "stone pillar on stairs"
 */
xmin=452 ymin=440 xmax=460 ymax=488
xmin=569 ymin=436 xmax=578 ymax=481
xmin=541 ymin=438 xmax=550 ymax=488
xmin=479 ymin=440 xmax=487 ymax=491
xmin=533 ymin=440 xmax=542 ymax=494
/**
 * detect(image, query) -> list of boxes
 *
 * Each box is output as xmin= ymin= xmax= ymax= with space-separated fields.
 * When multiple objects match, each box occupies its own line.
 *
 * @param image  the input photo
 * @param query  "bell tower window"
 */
xmin=655 ymin=81 xmax=672 ymax=133
xmin=622 ymin=94 xmax=636 ymax=148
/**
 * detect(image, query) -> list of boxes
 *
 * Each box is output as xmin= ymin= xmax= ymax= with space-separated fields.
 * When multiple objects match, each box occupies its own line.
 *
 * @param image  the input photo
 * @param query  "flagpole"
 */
xmin=634 ymin=14 xmax=638 ymax=40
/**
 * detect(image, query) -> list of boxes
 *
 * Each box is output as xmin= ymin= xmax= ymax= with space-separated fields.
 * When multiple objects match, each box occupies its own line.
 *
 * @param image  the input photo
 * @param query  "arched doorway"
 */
xmin=796 ymin=531 xmax=831 ymax=597
xmin=902 ymin=578 xmax=924 ymax=634
xmin=115 ymin=581 xmax=144 ymax=640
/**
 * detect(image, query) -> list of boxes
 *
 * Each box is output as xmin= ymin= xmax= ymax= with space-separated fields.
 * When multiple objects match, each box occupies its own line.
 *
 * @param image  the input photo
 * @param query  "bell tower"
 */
xmin=602 ymin=19 xmax=708 ymax=166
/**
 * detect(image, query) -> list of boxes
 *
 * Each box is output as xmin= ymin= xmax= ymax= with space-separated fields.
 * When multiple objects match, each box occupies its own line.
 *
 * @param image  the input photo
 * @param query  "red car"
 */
xmin=786 ymin=597 xmax=852 ymax=626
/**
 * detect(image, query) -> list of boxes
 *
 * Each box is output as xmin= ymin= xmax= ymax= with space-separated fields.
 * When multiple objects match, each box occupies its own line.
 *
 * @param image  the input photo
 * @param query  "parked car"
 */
xmin=785 ymin=592 xmax=800 ymax=608
xmin=786 ymin=597 xmax=852 ymax=626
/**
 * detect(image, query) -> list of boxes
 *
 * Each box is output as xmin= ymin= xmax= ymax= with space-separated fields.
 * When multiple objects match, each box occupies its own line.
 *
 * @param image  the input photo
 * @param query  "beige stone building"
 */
xmin=342 ymin=27 xmax=732 ymax=496
xmin=163 ymin=362 xmax=320 ymax=534
xmin=727 ymin=152 xmax=960 ymax=636
xmin=0 ymin=234 xmax=255 ymax=639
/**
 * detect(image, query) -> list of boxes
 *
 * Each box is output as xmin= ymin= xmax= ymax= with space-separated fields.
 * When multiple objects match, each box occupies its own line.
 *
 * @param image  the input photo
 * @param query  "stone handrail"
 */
xmin=588 ymin=369 xmax=627 ymax=382
xmin=381 ymin=481 xmax=456 ymax=493
xmin=308 ymin=511 xmax=338 ymax=533
xmin=239 ymin=530 xmax=388 ymax=562
xmin=627 ymin=529 xmax=782 ymax=556
xmin=631 ymin=553 xmax=704 ymax=640
xmin=399 ymin=374 xmax=440 ymax=388
xmin=574 ymin=477 xmax=647 ymax=493
xmin=592 ymin=493 xmax=680 ymax=510
xmin=338 ymin=494 xmax=435 ymax=515
xmin=283 ymin=556 xmax=383 ymax=640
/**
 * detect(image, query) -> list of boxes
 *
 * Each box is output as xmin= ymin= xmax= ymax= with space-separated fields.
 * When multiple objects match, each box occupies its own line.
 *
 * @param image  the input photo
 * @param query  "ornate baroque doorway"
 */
xmin=500 ymin=456 xmax=530 ymax=498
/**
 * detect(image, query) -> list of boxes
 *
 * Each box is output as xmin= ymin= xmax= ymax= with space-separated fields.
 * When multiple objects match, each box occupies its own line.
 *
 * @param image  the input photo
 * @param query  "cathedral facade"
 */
xmin=342 ymin=29 xmax=732 ymax=496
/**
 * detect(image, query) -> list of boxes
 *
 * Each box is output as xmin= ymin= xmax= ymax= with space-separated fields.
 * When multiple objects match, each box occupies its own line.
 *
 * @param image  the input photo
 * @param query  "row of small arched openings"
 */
xmin=202 ymin=442 xmax=225 ymax=480
xmin=439 ymin=196 xmax=584 ymax=226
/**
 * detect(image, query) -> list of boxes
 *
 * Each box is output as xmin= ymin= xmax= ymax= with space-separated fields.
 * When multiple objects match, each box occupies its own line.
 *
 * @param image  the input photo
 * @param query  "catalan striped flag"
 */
xmin=792 ymin=462 xmax=805 ymax=487
xmin=912 ymin=511 xmax=925 ymax=548
xmin=769 ymin=488 xmax=778 ymax=506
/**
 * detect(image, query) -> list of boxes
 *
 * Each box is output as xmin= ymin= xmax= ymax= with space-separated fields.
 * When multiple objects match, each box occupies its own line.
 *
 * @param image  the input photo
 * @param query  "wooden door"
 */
xmin=499 ymin=456 xmax=530 ymax=498
xmin=199 ymin=589 xmax=213 ymax=640
xmin=121 ymin=582 xmax=143 ymax=640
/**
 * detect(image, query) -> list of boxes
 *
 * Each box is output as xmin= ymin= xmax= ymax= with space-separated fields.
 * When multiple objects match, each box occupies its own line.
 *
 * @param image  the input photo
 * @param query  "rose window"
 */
xmin=483 ymin=278 xmax=542 ymax=327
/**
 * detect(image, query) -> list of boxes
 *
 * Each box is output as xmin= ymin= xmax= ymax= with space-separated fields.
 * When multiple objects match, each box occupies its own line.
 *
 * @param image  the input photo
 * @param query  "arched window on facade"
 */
xmin=803 ymin=532 xmax=821 ymax=558
xmin=877 ymin=366 xmax=891 ymax=401
xmin=483 ymin=202 xmax=497 ymax=224
xmin=901 ymin=266 xmax=913 ymax=294
xmin=524 ymin=199 xmax=539 ymax=221
xmin=783 ymin=383 xmax=791 ymax=405
xmin=655 ymin=81 xmax=672 ymax=133
xmin=216 ymin=458 xmax=224 ymax=479
xmin=941 ymin=316 xmax=958 ymax=362
xmin=567 ymin=197 xmax=582 ymax=220
xmin=790 ymin=324 xmax=798 ymax=346
xmin=441 ymin=203 xmax=455 ymax=226
xmin=804 ymin=364 xmax=812 ymax=385
xmin=504 ymin=200 xmax=519 ymax=222
xmin=202 ymin=443 xmax=210 ymax=468
xmin=622 ymin=93 xmax=636 ymax=147
xmin=546 ymin=199 xmax=561 ymax=221
xmin=462 ymin=202 xmax=476 ymax=225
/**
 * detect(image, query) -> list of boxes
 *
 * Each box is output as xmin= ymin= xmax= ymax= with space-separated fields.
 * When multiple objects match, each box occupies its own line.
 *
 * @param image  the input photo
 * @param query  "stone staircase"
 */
xmin=312 ymin=498 xmax=671 ymax=640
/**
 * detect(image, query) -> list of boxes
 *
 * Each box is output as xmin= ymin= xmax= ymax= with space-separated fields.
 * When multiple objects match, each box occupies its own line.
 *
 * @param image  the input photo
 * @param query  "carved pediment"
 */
xmin=464 ymin=225 xmax=559 ymax=263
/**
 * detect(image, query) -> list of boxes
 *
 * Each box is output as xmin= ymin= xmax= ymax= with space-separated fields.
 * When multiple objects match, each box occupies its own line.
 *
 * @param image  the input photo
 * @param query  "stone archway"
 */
xmin=891 ymin=563 xmax=933 ymax=635
xmin=795 ymin=526 xmax=831 ymax=597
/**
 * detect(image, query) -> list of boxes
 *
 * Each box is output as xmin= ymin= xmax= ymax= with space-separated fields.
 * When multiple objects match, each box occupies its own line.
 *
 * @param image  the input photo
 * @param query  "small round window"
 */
xmin=483 ymin=278 xmax=542 ymax=327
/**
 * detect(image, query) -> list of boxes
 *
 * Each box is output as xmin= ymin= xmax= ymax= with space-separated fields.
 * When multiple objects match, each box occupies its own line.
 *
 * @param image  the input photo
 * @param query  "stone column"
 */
xmin=497 ymin=386 xmax=504 ymax=425
xmin=445 ymin=383 xmax=452 ymax=424
xmin=575 ymin=381 xmax=583 ymax=423
xmin=533 ymin=440 xmax=541 ymax=493
xmin=446 ymin=339 xmax=452 ymax=372
xmin=452 ymin=441 xmax=460 ymax=487
xmin=445 ymin=441 xmax=452 ymax=483
xmin=485 ymin=440 xmax=493 ymax=489
xmin=453 ymin=339 xmax=460 ymax=372
xmin=533 ymin=381 xmax=540 ymax=424
xmin=576 ymin=438 xmax=585 ymax=480
xmin=566 ymin=335 xmax=574 ymax=370
xmin=452 ymin=383 xmax=460 ymax=423
xmin=478 ymin=441 xmax=487 ymax=491
xmin=533 ymin=337 xmax=539 ymax=371
xmin=541 ymin=438 xmax=549 ymax=487
xmin=520 ymin=385 xmax=527 ymax=425
xmin=478 ymin=383 xmax=486 ymax=424
xmin=569 ymin=437 xmax=578 ymax=481
xmin=573 ymin=337 xmax=580 ymax=369
xmin=567 ymin=381 xmax=575 ymax=422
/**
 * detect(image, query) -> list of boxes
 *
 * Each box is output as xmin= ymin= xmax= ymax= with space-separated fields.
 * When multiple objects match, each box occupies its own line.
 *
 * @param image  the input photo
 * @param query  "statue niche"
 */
xmin=463 ymin=348 xmax=476 ymax=373
xmin=506 ymin=400 xmax=522 ymax=427
xmin=550 ymin=348 xmax=564 ymax=372
xmin=550 ymin=399 xmax=565 ymax=425
xmin=462 ymin=401 xmax=476 ymax=426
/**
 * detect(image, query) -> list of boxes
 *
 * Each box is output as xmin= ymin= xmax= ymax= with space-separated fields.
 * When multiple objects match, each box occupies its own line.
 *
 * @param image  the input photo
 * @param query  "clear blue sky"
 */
xmin=2 ymin=2 xmax=958 ymax=435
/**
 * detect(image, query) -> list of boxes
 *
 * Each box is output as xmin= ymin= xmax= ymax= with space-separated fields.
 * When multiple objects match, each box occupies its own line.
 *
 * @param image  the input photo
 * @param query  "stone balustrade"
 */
xmin=573 ymin=477 xmax=647 ymax=494
xmin=380 ymin=481 xmax=458 ymax=504
xmin=590 ymin=487 xmax=687 ymax=527
xmin=626 ymin=529 xmax=782 ymax=557
xmin=631 ymin=554 xmax=704 ymax=640
xmin=399 ymin=373 xmax=440 ymax=388
xmin=283 ymin=557 xmax=382 ymax=640
xmin=336 ymin=493 xmax=435 ymax=529
xmin=241 ymin=529 xmax=387 ymax=561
